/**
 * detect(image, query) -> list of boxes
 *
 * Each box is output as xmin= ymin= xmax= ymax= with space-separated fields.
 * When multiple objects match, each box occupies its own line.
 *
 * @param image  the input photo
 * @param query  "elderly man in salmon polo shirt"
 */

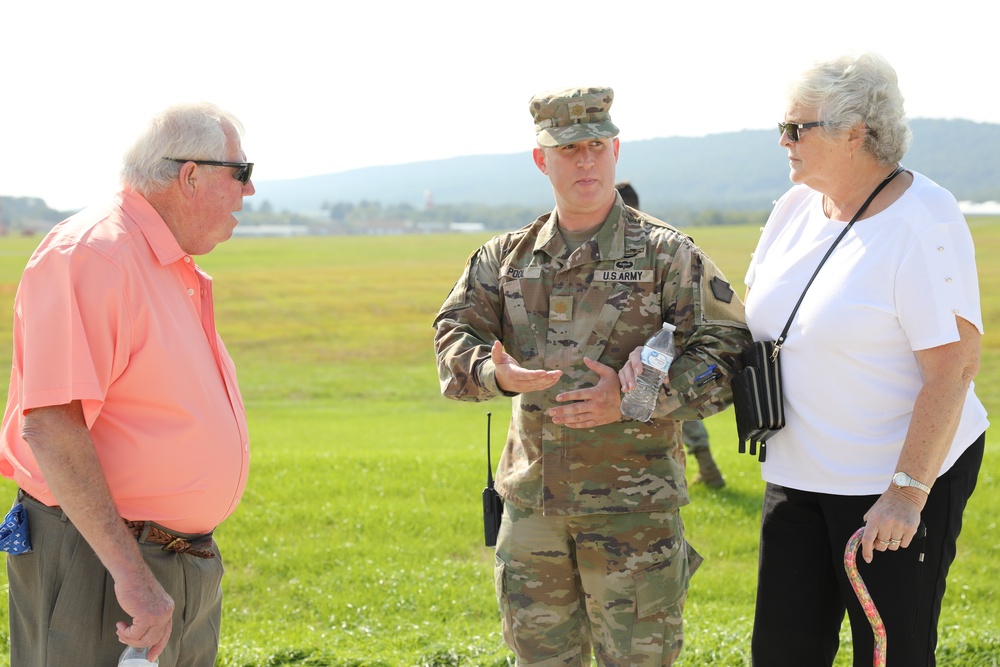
xmin=0 ymin=102 xmax=254 ymax=667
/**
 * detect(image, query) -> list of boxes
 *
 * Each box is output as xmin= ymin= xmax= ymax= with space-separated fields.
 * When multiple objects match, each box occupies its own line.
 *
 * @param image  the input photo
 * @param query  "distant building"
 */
xmin=448 ymin=222 xmax=486 ymax=233
xmin=959 ymin=201 xmax=1000 ymax=215
xmin=233 ymin=224 xmax=311 ymax=237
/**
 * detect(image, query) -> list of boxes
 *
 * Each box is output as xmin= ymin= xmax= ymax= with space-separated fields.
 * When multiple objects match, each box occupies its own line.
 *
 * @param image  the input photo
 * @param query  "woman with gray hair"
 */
xmin=745 ymin=52 xmax=986 ymax=666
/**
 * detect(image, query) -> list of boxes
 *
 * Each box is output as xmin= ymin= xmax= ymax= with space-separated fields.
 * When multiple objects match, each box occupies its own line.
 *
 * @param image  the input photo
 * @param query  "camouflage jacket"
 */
xmin=433 ymin=197 xmax=751 ymax=515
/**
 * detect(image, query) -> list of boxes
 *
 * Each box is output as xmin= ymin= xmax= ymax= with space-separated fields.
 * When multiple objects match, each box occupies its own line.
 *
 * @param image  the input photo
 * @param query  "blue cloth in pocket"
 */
xmin=0 ymin=503 xmax=32 ymax=554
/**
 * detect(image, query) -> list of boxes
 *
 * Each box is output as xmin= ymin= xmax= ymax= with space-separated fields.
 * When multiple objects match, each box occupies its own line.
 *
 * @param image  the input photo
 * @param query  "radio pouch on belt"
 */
xmin=483 ymin=412 xmax=503 ymax=547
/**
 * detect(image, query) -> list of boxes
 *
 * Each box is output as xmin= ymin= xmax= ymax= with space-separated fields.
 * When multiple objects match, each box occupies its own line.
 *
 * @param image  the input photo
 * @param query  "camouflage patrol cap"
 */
xmin=529 ymin=86 xmax=619 ymax=147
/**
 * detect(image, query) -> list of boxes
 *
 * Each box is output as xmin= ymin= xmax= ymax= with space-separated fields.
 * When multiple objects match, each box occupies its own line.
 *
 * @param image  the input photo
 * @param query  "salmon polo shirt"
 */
xmin=0 ymin=188 xmax=249 ymax=534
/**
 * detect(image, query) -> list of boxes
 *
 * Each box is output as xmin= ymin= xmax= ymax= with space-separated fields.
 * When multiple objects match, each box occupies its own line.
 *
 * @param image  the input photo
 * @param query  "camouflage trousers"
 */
xmin=681 ymin=421 xmax=710 ymax=453
xmin=494 ymin=500 xmax=702 ymax=666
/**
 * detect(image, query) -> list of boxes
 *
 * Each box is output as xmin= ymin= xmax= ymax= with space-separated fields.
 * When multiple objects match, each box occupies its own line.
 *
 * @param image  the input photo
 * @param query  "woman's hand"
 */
xmin=860 ymin=487 xmax=925 ymax=563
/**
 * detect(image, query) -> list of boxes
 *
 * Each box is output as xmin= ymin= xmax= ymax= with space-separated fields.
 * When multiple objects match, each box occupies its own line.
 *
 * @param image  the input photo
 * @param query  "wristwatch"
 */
xmin=891 ymin=471 xmax=932 ymax=494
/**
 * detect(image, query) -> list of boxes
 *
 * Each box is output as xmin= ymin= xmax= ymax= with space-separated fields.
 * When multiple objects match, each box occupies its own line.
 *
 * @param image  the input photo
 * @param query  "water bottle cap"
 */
xmin=661 ymin=322 xmax=676 ymax=331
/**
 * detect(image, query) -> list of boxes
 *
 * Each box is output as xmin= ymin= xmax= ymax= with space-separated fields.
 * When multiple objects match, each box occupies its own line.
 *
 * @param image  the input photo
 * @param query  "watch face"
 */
xmin=893 ymin=471 xmax=930 ymax=492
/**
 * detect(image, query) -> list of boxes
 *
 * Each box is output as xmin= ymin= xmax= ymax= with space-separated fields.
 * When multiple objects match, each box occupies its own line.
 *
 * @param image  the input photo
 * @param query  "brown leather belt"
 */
xmin=124 ymin=520 xmax=216 ymax=559
xmin=19 ymin=489 xmax=216 ymax=559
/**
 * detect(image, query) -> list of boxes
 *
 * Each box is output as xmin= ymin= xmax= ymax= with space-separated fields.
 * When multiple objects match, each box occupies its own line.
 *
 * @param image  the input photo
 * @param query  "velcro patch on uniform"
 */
xmin=503 ymin=265 xmax=542 ymax=280
xmin=594 ymin=270 xmax=653 ymax=282
xmin=710 ymin=276 xmax=734 ymax=303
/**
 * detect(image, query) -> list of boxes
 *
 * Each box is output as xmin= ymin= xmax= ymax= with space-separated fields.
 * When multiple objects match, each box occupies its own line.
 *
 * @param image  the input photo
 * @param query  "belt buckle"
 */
xmin=162 ymin=536 xmax=189 ymax=553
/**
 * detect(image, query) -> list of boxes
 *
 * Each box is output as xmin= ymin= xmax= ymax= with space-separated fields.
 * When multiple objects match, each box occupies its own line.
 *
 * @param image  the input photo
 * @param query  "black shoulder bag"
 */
xmin=733 ymin=166 xmax=904 ymax=461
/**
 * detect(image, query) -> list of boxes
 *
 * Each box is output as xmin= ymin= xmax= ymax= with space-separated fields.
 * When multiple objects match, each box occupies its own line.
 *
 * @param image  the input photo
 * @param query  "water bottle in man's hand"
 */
xmin=620 ymin=322 xmax=676 ymax=422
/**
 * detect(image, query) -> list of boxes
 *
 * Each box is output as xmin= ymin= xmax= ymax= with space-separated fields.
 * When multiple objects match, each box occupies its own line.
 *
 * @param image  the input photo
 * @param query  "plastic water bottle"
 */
xmin=119 ymin=647 xmax=158 ymax=666
xmin=620 ymin=322 xmax=676 ymax=422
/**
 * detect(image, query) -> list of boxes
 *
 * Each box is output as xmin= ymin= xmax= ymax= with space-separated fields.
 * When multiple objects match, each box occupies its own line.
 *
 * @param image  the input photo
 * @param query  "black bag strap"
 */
xmin=770 ymin=165 xmax=904 ymax=361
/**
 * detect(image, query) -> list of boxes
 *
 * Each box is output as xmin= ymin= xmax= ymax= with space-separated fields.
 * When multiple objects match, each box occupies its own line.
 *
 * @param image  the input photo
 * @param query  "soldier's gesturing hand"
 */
xmin=492 ymin=340 xmax=562 ymax=394
xmin=549 ymin=357 xmax=623 ymax=428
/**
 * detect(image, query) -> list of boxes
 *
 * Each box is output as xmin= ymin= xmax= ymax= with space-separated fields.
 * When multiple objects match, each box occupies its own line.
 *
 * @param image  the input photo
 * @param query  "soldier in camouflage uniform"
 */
xmin=615 ymin=181 xmax=726 ymax=489
xmin=433 ymin=87 xmax=750 ymax=666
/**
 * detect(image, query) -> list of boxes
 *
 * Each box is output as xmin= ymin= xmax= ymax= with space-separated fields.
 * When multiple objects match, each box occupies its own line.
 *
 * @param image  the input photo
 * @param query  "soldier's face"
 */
xmin=533 ymin=137 xmax=619 ymax=222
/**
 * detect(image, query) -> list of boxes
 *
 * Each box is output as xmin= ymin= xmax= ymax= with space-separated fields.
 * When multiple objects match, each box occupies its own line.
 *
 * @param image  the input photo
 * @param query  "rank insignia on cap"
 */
xmin=529 ymin=86 xmax=619 ymax=147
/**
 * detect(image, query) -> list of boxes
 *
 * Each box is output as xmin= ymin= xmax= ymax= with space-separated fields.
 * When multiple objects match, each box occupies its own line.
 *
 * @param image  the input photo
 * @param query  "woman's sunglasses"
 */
xmin=778 ymin=121 xmax=825 ymax=143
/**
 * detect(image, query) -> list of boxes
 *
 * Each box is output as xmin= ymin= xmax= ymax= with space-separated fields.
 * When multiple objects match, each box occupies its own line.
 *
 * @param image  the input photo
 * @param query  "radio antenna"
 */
xmin=486 ymin=412 xmax=494 ymax=486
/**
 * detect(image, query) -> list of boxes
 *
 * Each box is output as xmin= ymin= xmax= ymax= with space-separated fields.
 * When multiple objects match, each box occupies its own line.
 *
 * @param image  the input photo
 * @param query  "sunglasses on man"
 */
xmin=164 ymin=158 xmax=254 ymax=185
xmin=778 ymin=121 xmax=825 ymax=143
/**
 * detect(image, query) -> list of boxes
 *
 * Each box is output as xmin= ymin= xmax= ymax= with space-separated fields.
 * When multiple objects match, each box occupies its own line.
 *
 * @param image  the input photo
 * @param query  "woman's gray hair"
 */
xmin=789 ymin=52 xmax=911 ymax=164
xmin=121 ymin=102 xmax=245 ymax=196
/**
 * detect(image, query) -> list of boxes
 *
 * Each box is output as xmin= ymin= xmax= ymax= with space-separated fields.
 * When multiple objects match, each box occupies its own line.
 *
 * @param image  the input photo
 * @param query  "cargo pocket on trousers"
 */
xmin=633 ymin=549 xmax=689 ymax=619
xmin=494 ymin=553 xmax=518 ymax=649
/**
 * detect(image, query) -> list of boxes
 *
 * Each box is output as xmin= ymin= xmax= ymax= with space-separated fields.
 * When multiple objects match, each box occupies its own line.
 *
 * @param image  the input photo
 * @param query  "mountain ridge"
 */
xmin=253 ymin=119 xmax=1000 ymax=215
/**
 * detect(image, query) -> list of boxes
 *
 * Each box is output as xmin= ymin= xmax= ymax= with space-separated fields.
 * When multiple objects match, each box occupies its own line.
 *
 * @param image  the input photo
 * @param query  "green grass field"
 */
xmin=0 ymin=220 xmax=996 ymax=666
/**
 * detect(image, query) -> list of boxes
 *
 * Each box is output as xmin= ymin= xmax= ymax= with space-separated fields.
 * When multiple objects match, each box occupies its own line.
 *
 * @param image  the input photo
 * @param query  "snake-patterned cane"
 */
xmin=845 ymin=527 xmax=886 ymax=667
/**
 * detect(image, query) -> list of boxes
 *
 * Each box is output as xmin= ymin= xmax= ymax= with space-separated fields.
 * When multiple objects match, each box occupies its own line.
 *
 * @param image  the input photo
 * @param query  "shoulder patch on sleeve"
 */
xmin=710 ymin=276 xmax=734 ymax=303
xmin=698 ymin=254 xmax=747 ymax=327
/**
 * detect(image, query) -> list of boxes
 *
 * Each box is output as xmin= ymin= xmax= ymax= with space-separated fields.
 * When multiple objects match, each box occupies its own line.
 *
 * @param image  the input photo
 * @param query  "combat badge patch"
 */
xmin=710 ymin=276 xmax=734 ymax=303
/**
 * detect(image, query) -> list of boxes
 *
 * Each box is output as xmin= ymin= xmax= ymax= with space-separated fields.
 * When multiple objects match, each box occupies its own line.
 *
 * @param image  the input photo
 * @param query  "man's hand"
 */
xmin=549 ymin=357 xmax=623 ymax=428
xmin=618 ymin=346 xmax=645 ymax=393
xmin=22 ymin=402 xmax=176 ymax=661
xmin=115 ymin=570 xmax=175 ymax=662
xmin=492 ymin=340 xmax=562 ymax=394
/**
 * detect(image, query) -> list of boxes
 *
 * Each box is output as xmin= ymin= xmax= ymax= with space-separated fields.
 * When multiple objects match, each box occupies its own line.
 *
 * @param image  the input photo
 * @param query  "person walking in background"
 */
xmin=746 ymin=53 xmax=987 ymax=666
xmin=682 ymin=421 xmax=724 ymax=488
xmin=616 ymin=181 xmax=725 ymax=488
xmin=434 ymin=87 xmax=750 ymax=666
xmin=0 ymin=102 xmax=254 ymax=666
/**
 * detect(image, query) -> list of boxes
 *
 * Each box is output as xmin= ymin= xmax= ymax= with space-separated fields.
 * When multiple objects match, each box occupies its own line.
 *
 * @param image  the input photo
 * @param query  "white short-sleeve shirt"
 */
xmin=745 ymin=171 xmax=988 ymax=495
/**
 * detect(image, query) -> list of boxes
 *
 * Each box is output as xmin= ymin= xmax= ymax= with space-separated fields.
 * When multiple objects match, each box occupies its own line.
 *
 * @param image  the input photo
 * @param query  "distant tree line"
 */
xmin=240 ymin=199 xmax=771 ymax=232
xmin=1 ymin=195 xmax=771 ymax=237
xmin=319 ymin=200 xmax=545 ymax=231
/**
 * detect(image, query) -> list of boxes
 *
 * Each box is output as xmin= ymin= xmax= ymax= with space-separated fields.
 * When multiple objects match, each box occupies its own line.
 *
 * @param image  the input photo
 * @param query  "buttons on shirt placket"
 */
xmin=183 ymin=256 xmax=198 ymax=297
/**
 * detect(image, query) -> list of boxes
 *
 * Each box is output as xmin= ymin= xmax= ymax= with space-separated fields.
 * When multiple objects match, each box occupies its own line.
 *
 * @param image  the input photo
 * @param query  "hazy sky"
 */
xmin=2 ymin=0 xmax=997 ymax=211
